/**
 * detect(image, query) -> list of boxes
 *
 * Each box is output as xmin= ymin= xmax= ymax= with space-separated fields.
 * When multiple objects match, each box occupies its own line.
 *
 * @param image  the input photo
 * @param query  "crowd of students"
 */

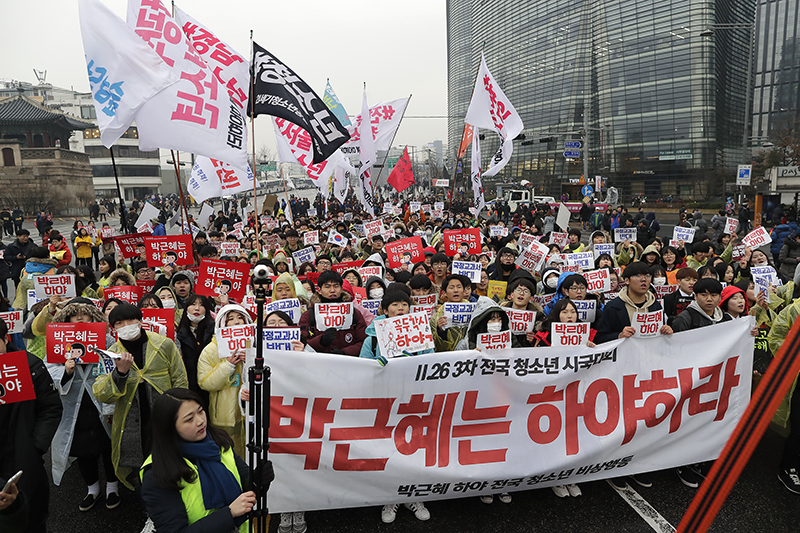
xmin=2 ymin=197 xmax=800 ymax=533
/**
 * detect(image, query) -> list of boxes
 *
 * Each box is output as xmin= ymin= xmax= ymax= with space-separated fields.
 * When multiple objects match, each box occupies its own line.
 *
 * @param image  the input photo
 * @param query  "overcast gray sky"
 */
xmin=1 ymin=0 xmax=448 ymax=156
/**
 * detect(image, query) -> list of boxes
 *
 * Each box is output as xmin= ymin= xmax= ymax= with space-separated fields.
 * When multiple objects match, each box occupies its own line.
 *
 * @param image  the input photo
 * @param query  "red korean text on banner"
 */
xmin=384 ymin=236 xmax=424 ymax=269
xmin=144 ymin=235 xmax=193 ymax=267
xmin=104 ymin=285 xmax=144 ymax=304
xmin=142 ymin=308 xmax=176 ymax=339
xmin=0 ymin=311 xmax=24 ymax=334
xmin=0 ymin=351 xmax=37 ymax=405
xmin=195 ymin=259 xmax=251 ymax=301
xmin=46 ymin=322 xmax=106 ymax=364
xmin=443 ymin=228 xmax=482 ymax=256
xmin=34 ymin=274 xmax=76 ymax=299
xmin=111 ymin=233 xmax=149 ymax=259
xmin=332 ymin=260 xmax=365 ymax=274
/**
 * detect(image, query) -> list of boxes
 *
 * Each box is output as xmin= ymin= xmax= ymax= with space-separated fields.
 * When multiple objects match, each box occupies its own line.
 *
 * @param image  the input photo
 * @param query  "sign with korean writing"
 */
xmin=218 ymin=323 xmax=256 ymax=359
xmin=573 ymin=300 xmax=596 ymax=323
xmin=0 ymin=311 xmax=24 ymax=334
xmin=137 ymin=222 xmax=154 ymax=234
xmin=332 ymin=261 xmax=364 ymax=275
xmin=219 ymin=242 xmax=241 ymax=257
xmin=672 ymin=226 xmax=695 ymax=243
xmin=34 ymin=274 xmax=76 ymax=299
xmin=452 ymin=261 xmax=482 ymax=283
xmin=104 ymin=285 xmax=144 ymax=304
xmin=583 ymin=269 xmax=611 ymax=294
xmin=549 ymin=232 xmax=569 ymax=248
xmin=490 ymin=226 xmax=508 ymax=237
xmin=655 ymin=285 xmax=678 ymax=301
xmin=487 ymin=281 xmax=507 ymax=301
xmin=315 ymin=302 xmax=354 ymax=330
xmin=550 ymin=322 xmax=590 ymax=347
xmin=753 ymin=273 xmax=771 ymax=303
xmin=504 ymin=308 xmax=536 ymax=335
xmin=304 ymin=230 xmax=319 ymax=246
xmin=434 ymin=179 xmax=449 ymax=187
xmin=195 ymin=259 xmax=251 ymax=301
xmin=565 ymin=252 xmax=594 ymax=271
xmin=413 ymin=293 xmax=438 ymax=307
xmin=515 ymin=240 xmax=549 ymax=273
xmin=633 ymin=310 xmax=663 ymax=338
xmin=742 ymin=227 xmax=772 ymax=249
xmin=46 ymin=322 xmax=106 ymax=364
xmin=517 ymin=232 xmax=537 ymax=251
xmin=613 ymin=228 xmax=637 ymax=242
xmin=265 ymin=298 xmax=302 ymax=324
xmin=434 ymin=202 xmax=444 ymax=211
xmin=100 ymin=227 xmax=116 ymax=239
xmin=262 ymin=318 xmax=752 ymax=513
xmin=112 ymin=233 xmax=149 ymax=259
xmin=0 ymin=351 xmax=36 ymax=405
xmin=263 ymin=327 xmax=301 ymax=351
xmin=592 ymin=243 xmax=615 ymax=260
xmin=443 ymin=302 xmax=475 ymax=329
xmin=724 ymin=218 xmax=739 ymax=235
xmin=27 ymin=290 xmax=46 ymax=311
xmin=385 ymin=236 xmax=424 ymax=269
xmin=374 ymin=312 xmax=434 ymax=358
xmin=292 ymin=247 xmax=317 ymax=268
xmin=141 ymin=309 xmax=175 ymax=339
xmin=410 ymin=202 xmax=421 ymax=213
xmin=477 ymin=330 xmax=512 ymax=352
xmin=443 ymin=228 xmax=482 ymax=256
xmin=364 ymin=219 xmax=384 ymax=237
xmin=732 ymin=243 xmax=747 ymax=262
xmin=145 ymin=235 xmax=193 ymax=267
xmin=361 ymin=299 xmax=381 ymax=317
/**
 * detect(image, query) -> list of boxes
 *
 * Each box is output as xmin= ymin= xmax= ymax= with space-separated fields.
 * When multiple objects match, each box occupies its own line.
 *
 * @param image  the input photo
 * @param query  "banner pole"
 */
xmin=373 ymin=94 xmax=412 ymax=190
xmin=250 ymin=29 xmax=260 ymax=250
xmin=170 ymin=150 xmax=189 ymax=234
xmin=109 ymin=146 xmax=128 ymax=234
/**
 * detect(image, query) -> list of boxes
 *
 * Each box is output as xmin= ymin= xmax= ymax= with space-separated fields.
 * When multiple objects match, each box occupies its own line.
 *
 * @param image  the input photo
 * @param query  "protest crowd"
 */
xmin=1 ymin=186 xmax=799 ymax=533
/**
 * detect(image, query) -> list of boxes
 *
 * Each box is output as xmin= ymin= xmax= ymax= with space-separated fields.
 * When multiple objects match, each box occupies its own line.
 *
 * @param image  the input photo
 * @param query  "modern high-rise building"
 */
xmin=447 ymin=1 xmax=757 ymax=201
xmin=752 ymin=0 xmax=800 ymax=140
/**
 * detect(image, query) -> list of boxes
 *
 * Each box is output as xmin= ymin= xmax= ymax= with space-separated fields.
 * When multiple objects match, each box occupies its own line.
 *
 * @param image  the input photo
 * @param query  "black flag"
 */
xmin=249 ymin=42 xmax=350 ymax=164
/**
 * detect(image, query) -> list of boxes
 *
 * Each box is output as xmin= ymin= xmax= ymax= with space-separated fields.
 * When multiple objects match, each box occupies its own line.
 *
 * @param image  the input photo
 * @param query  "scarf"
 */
xmin=180 ymin=434 xmax=242 ymax=511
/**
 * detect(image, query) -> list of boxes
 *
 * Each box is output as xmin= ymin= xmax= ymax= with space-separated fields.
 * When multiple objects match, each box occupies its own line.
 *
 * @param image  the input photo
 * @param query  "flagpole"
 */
xmin=170 ymin=150 xmax=190 ymax=234
xmin=279 ymin=163 xmax=293 ymax=225
xmin=249 ymin=29 xmax=261 ymax=249
xmin=109 ymin=146 xmax=128 ymax=234
xmin=373 ymin=93 xmax=412 ymax=188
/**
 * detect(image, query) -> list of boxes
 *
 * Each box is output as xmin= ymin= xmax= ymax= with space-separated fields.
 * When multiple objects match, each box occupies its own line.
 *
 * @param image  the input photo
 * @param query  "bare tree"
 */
xmin=255 ymin=144 xmax=274 ymax=165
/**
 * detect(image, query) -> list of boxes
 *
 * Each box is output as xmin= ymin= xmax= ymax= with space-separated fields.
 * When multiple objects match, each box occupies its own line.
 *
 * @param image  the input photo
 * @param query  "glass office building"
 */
xmin=447 ymin=0 xmax=757 ymax=200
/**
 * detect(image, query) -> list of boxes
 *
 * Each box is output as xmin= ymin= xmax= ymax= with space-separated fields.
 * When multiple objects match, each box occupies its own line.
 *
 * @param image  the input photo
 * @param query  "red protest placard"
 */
xmin=0 ymin=351 xmax=37 ymax=405
xmin=443 ymin=228 xmax=482 ymax=256
xmin=142 ymin=308 xmax=176 ymax=339
xmin=112 ymin=233 xmax=149 ymax=259
xmin=195 ymin=259 xmax=251 ymax=301
xmin=144 ymin=235 xmax=193 ymax=267
xmin=100 ymin=227 xmax=116 ymax=239
xmin=384 ymin=236 xmax=424 ymax=269
xmin=138 ymin=279 xmax=156 ymax=294
xmin=332 ymin=260 xmax=365 ymax=274
xmin=45 ymin=323 xmax=106 ymax=364
xmin=104 ymin=285 xmax=144 ymax=304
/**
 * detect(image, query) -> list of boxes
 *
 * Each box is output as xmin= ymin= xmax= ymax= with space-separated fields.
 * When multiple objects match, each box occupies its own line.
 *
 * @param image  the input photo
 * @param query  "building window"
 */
xmin=81 ymin=106 xmax=97 ymax=119
xmin=2 ymin=148 xmax=15 ymax=167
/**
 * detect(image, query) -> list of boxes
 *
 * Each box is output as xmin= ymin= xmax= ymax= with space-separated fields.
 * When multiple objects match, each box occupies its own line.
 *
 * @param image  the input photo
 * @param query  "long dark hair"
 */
xmin=539 ymin=298 xmax=579 ymax=333
xmin=178 ymin=293 xmax=214 ymax=342
xmin=150 ymin=388 xmax=233 ymax=491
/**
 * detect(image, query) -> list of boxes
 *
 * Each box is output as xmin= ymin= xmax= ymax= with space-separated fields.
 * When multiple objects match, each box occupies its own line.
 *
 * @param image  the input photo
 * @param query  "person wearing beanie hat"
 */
xmin=283 ymin=228 xmax=301 ymax=256
xmin=169 ymin=270 xmax=195 ymax=305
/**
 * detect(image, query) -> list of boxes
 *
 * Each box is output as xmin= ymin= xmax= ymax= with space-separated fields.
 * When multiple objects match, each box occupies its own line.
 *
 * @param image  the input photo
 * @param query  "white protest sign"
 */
xmin=434 ymin=202 xmax=444 ymax=211
xmin=134 ymin=202 xmax=160 ymax=230
xmin=742 ymin=227 xmax=772 ymax=249
xmin=504 ymin=308 xmax=536 ymax=335
xmin=304 ymin=230 xmax=319 ymax=246
xmin=219 ymin=242 xmax=241 ymax=257
xmin=655 ymin=285 xmax=678 ymax=301
xmin=262 ymin=327 xmax=301 ymax=351
xmin=633 ymin=310 xmax=664 ymax=338
xmin=414 ymin=293 xmax=438 ymax=307
xmin=27 ymin=289 xmax=47 ymax=311
xmin=517 ymin=233 xmax=537 ymax=250
xmin=361 ymin=299 xmax=382 ymax=317
xmin=217 ymin=324 xmax=256 ymax=359
xmin=614 ymin=228 xmax=637 ymax=242
xmin=550 ymin=322 xmax=590 ymax=347
xmin=592 ymin=243 xmax=615 ymax=260
xmin=265 ymin=298 xmax=302 ymax=324
xmin=0 ymin=310 xmax=24 ymax=334
xmin=357 ymin=266 xmax=383 ymax=281
xmin=141 ymin=320 xmax=168 ymax=337
xmin=573 ymin=299 xmax=597 ymax=323
xmin=410 ymin=304 xmax=435 ymax=321
xmin=549 ymin=232 xmax=569 ymax=248
xmin=672 ymin=226 xmax=696 ymax=243
xmin=477 ymin=330 xmax=512 ymax=352
xmin=724 ymin=218 xmax=738 ymax=235
xmin=315 ymin=302 xmax=354 ymax=330
xmin=566 ymin=252 xmax=594 ymax=271
xmin=452 ymin=261 xmax=482 ymax=283
xmin=751 ymin=266 xmax=780 ymax=284
xmin=364 ymin=219 xmax=384 ymax=237
xmin=410 ymin=202 xmax=421 ymax=213
xmin=515 ymin=240 xmax=549 ymax=273
xmin=34 ymin=274 xmax=77 ymax=299
xmin=292 ymin=247 xmax=316 ymax=268
xmin=556 ymin=203 xmax=571 ymax=231
xmin=307 ymin=208 xmax=318 ymax=217
xmin=584 ymin=269 xmax=611 ymax=293
xmin=373 ymin=312 xmax=434 ymax=358
xmin=443 ymin=302 xmax=475 ymax=329
xmin=753 ymin=274 xmax=771 ymax=304
xmin=490 ymin=226 xmax=509 ymax=237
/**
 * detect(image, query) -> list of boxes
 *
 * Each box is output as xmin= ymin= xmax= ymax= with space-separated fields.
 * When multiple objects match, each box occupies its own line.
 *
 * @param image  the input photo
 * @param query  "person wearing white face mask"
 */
xmin=365 ymin=276 xmax=387 ymax=302
xmin=92 ymin=303 xmax=187 ymax=491
xmin=176 ymin=295 xmax=215 ymax=409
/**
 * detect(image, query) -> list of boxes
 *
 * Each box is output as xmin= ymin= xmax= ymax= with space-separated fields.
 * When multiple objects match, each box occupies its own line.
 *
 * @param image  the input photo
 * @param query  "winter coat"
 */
xmin=430 ymin=299 xmax=469 ymax=352
xmin=455 ymin=297 xmax=521 ymax=350
xmin=594 ymin=287 xmax=662 ymax=344
xmin=0 ymin=349 xmax=62 ymax=533
xmin=176 ymin=318 xmax=214 ymax=405
xmin=672 ymin=301 xmax=731 ymax=332
xmin=5 ymin=237 xmax=35 ymax=282
xmin=107 ymin=268 xmax=137 ymax=287
xmin=12 ymin=257 xmax=58 ymax=310
xmin=778 ymin=236 xmax=800 ymax=280
xmin=92 ymin=332 xmax=188 ymax=488
xmin=299 ymin=292 xmax=367 ymax=355
xmin=74 ymin=235 xmax=94 ymax=259
xmin=770 ymin=223 xmax=800 ymax=255
xmin=49 ymin=241 xmax=72 ymax=268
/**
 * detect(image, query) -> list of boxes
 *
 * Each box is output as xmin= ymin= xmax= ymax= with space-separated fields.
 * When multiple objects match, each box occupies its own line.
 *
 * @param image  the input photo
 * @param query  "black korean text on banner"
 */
xmin=443 ymin=228 xmax=482 ymax=256
xmin=384 ymin=236 xmax=424 ymax=269
xmin=249 ymin=42 xmax=350 ymax=164
xmin=195 ymin=259 xmax=251 ymax=301
xmin=144 ymin=235 xmax=193 ymax=267
xmin=34 ymin=274 xmax=77 ymax=299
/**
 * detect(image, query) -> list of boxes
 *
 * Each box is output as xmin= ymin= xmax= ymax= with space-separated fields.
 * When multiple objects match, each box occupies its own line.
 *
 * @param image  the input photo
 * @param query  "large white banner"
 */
xmin=187 ymin=156 xmax=255 ymax=203
xmin=262 ymin=319 xmax=754 ymax=513
xmin=341 ymin=97 xmax=410 ymax=156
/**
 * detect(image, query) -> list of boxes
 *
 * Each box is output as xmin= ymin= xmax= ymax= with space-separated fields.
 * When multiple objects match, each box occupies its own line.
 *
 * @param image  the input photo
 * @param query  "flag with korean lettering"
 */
xmin=144 ymin=235 xmax=193 ymax=267
xmin=0 ymin=351 xmax=37 ymax=405
xmin=125 ymin=0 xmax=248 ymax=170
xmin=464 ymin=54 xmax=523 ymax=177
xmin=358 ymin=87 xmax=377 ymax=216
xmin=46 ymin=323 xmax=106 ymax=364
xmin=79 ymin=0 xmax=179 ymax=147
xmin=470 ymin=130 xmax=485 ymax=214
xmin=173 ymin=6 xmax=250 ymax=111
xmin=187 ymin=156 xmax=255 ymax=203
xmin=263 ymin=318 xmax=753 ymax=513
xmin=387 ymin=146 xmax=414 ymax=193
xmin=249 ymin=42 xmax=350 ymax=163
xmin=272 ymin=118 xmax=352 ymax=191
xmin=443 ymin=228 xmax=482 ymax=256
xmin=384 ymin=236 xmax=424 ymax=269
xmin=323 ymin=79 xmax=351 ymax=128
xmin=343 ymin=97 xmax=410 ymax=154
xmin=111 ymin=232 xmax=149 ymax=259
xmin=195 ymin=259 xmax=251 ymax=301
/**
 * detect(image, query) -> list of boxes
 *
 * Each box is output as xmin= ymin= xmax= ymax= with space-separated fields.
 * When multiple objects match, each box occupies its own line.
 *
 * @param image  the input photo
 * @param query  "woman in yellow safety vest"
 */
xmin=139 ymin=388 xmax=273 ymax=533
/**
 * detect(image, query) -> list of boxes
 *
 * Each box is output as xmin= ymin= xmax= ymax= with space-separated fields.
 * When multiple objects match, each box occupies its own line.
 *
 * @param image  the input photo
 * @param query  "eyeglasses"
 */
xmin=513 ymin=287 xmax=531 ymax=296
xmin=501 ymin=253 xmax=515 ymax=259
xmin=567 ymin=286 xmax=587 ymax=293
xmin=631 ymin=274 xmax=652 ymax=280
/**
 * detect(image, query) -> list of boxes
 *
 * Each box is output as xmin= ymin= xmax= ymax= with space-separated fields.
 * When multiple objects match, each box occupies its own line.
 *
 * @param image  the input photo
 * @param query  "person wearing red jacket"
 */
xmin=48 ymin=232 xmax=72 ymax=268
xmin=299 ymin=270 xmax=367 ymax=355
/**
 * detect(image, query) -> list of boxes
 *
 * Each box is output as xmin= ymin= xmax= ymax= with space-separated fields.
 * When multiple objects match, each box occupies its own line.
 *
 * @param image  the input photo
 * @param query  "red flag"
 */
xmin=456 ymin=124 xmax=474 ymax=160
xmin=387 ymin=146 xmax=414 ymax=192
